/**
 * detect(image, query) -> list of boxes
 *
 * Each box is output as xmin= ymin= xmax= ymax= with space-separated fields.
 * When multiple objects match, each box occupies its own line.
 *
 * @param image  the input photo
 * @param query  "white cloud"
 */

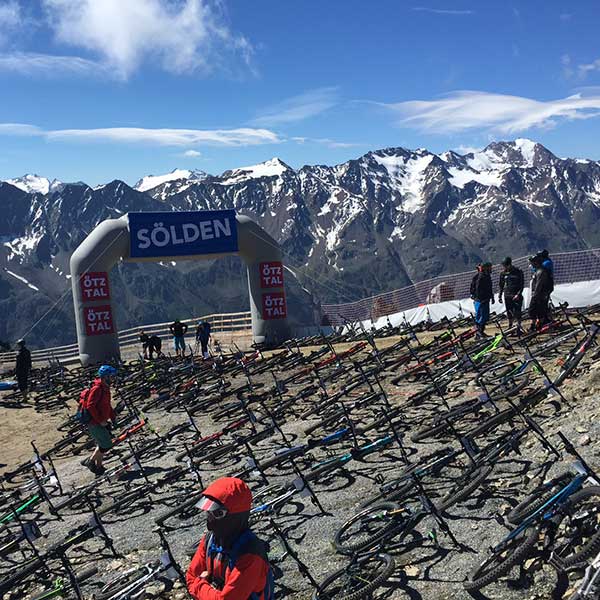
xmin=252 ymin=87 xmax=339 ymax=126
xmin=182 ymin=149 xmax=202 ymax=157
xmin=291 ymin=136 xmax=361 ymax=149
xmin=577 ymin=59 xmax=600 ymax=78
xmin=562 ymin=54 xmax=600 ymax=81
xmin=380 ymin=90 xmax=600 ymax=134
xmin=0 ymin=52 xmax=108 ymax=77
xmin=454 ymin=145 xmax=481 ymax=155
xmin=0 ymin=123 xmax=42 ymax=136
xmin=412 ymin=7 xmax=474 ymax=15
xmin=0 ymin=0 xmax=22 ymax=45
xmin=0 ymin=123 xmax=280 ymax=146
xmin=39 ymin=0 xmax=252 ymax=79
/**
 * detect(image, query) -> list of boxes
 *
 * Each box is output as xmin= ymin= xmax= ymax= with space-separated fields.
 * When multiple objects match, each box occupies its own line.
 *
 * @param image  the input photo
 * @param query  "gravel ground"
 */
xmin=1 ymin=327 xmax=599 ymax=600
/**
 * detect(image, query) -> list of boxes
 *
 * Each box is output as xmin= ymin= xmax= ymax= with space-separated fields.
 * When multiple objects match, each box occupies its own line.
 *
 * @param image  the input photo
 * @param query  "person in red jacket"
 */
xmin=187 ymin=477 xmax=270 ymax=600
xmin=82 ymin=365 xmax=117 ymax=476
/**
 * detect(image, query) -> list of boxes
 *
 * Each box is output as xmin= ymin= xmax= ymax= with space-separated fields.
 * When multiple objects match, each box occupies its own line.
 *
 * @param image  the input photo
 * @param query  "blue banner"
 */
xmin=128 ymin=210 xmax=238 ymax=258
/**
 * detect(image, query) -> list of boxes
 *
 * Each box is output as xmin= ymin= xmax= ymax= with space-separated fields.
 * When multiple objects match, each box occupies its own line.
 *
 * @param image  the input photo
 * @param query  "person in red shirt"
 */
xmin=187 ymin=477 xmax=270 ymax=600
xmin=82 ymin=365 xmax=117 ymax=476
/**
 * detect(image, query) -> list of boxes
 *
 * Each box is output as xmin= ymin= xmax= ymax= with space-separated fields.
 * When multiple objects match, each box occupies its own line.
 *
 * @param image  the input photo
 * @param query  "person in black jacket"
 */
xmin=148 ymin=334 xmax=163 ymax=359
xmin=528 ymin=254 xmax=554 ymax=330
xmin=195 ymin=320 xmax=212 ymax=360
xmin=15 ymin=339 xmax=32 ymax=401
xmin=470 ymin=262 xmax=493 ymax=337
xmin=498 ymin=257 xmax=525 ymax=335
xmin=169 ymin=319 xmax=188 ymax=358
xmin=139 ymin=330 xmax=150 ymax=359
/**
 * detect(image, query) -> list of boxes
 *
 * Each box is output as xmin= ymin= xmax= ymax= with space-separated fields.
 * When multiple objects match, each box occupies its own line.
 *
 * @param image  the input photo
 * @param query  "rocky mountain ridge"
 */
xmin=1 ymin=139 xmax=599 ymax=347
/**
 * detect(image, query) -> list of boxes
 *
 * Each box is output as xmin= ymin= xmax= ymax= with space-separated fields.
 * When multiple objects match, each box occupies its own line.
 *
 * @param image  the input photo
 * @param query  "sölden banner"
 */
xmin=128 ymin=210 xmax=238 ymax=258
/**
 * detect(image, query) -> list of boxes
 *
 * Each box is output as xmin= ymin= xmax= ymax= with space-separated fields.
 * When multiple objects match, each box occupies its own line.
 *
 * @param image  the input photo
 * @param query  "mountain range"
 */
xmin=1 ymin=138 xmax=600 ymax=348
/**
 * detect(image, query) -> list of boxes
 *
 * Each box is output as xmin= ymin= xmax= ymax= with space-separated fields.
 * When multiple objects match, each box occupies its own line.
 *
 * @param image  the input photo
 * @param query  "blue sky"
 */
xmin=1 ymin=0 xmax=600 ymax=185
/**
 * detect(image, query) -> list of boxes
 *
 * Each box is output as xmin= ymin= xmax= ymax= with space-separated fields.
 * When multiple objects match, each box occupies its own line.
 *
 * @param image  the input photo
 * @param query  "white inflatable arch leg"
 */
xmin=70 ymin=213 xmax=290 ymax=365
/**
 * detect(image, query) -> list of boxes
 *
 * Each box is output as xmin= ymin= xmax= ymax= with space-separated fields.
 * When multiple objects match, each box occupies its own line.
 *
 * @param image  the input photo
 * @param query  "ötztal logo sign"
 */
xmin=128 ymin=210 xmax=238 ymax=258
xmin=262 ymin=292 xmax=287 ymax=320
xmin=260 ymin=262 xmax=284 ymax=288
xmin=80 ymin=272 xmax=110 ymax=302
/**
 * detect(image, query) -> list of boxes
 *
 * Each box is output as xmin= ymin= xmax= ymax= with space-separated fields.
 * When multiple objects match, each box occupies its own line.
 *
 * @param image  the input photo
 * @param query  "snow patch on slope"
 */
xmin=447 ymin=167 xmax=503 ymax=189
xmin=372 ymin=153 xmax=433 ymax=213
xmin=514 ymin=138 xmax=537 ymax=166
xmin=3 ymin=233 xmax=43 ymax=262
xmin=4 ymin=269 xmax=39 ymax=291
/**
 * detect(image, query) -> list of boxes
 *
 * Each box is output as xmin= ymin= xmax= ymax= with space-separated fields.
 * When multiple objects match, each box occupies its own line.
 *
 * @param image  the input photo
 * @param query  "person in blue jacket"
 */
xmin=470 ymin=262 xmax=493 ymax=338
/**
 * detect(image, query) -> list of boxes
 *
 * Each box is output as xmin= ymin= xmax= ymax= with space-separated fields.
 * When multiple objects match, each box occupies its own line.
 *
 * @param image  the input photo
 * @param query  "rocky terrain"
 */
xmin=0 ymin=323 xmax=599 ymax=600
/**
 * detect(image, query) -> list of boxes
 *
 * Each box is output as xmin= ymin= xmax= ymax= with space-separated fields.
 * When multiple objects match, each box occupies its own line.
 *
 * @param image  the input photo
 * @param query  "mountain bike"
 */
xmin=94 ymin=530 xmax=182 ymax=599
xmin=464 ymin=432 xmax=600 ymax=591
xmin=30 ymin=566 xmax=98 ymax=600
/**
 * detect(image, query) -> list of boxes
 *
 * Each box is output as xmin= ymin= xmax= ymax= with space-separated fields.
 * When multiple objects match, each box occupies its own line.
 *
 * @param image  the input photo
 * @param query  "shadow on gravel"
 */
xmin=313 ymin=470 xmax=356 ymax=492
xmin=102 ymin=499 xmax=153 ymax=523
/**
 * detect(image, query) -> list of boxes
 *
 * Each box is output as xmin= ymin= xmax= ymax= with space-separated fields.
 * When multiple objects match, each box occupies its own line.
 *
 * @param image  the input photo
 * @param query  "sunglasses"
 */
xmin=196 ymin=496 xmax=228 ymax=520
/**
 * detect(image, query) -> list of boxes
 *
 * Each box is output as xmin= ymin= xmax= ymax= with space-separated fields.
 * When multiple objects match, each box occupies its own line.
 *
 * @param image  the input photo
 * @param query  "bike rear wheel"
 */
xmin=313 ymin=553 xmax=395 ymax=600
xmin=552 ymin=486 xmax=600 ymax=568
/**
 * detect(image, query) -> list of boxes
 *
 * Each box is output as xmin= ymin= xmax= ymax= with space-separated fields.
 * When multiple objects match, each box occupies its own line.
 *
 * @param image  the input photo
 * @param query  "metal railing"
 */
xmin=0 ymin=311 xmax=252 ymax=365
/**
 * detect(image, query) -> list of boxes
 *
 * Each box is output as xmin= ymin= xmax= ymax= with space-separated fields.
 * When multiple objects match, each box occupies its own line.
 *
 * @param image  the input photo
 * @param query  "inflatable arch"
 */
xmin=70 ymin=210 xmax=291 ymax=365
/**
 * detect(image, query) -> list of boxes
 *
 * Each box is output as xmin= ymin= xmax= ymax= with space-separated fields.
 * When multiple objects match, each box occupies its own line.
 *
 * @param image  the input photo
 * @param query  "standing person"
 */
xmin=470 ymin=262 xmax=493 ymax=338
xmin=139 ymin=330 xmax=150 ymax=359
xmin=195 ymin=320 xmax=211 ymax=360
xmin=186 ymin=477 xmax=272 ymax=600
xmin=169 ymin=319 xmax=188 ymax=358
xmin=148 ymin=334 xmax=163 ymax=359
xmin=15 ymin=339 xmax=31 ymax=401
xmin=528 ymin=254 xmax=554 ymax=331
xmin=539 ymin=249 xmax=555 ymax=322
xmin=498 ymin=257 xmax=525 ymax=335
xmin=81 ymin=365 xmax=118 ymax=476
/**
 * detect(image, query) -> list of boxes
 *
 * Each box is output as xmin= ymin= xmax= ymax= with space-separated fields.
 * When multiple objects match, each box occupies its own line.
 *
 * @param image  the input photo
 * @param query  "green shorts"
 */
xmin=88 ymin=424 xmax=113 ymax=451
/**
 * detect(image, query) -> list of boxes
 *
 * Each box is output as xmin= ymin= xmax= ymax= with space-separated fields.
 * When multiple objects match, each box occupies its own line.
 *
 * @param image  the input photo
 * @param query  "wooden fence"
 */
xmin=0 ymin=311 xmax=252 ymax=365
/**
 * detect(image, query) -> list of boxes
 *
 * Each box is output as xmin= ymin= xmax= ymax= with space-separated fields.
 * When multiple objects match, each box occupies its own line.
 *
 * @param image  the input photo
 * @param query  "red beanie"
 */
xmin=202 ymin=477 xmax=252 ymax=514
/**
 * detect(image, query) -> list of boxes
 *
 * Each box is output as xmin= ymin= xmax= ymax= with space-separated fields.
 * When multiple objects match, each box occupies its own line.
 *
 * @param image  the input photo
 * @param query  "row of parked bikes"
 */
xmin=0 ymin=303 xmax=599 ymax=599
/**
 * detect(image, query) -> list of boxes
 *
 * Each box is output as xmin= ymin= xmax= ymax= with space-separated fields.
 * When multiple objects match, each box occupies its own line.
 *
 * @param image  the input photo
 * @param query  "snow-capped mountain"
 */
xmin=3 ymin=174 xmax=63 ymax=195
xmin=134 ymin=169 xmax=209 ymax=193
xmin=219 ymin=158 xmax=291 ymax=185
xmin=1 ymin=139 xmax=599 ymax=347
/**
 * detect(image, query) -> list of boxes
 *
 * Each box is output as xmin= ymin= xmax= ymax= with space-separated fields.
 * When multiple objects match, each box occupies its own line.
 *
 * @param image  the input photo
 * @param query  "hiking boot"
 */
xmin=85 ymin=461 xmax=100 ymax=475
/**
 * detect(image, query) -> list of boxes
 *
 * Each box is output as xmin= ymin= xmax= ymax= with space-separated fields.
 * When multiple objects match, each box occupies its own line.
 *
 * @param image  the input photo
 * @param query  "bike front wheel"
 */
xmin=464 ymin=523 xmax=542 ymax=591
xmin=334 ymin=502 xmax=407 ymax=555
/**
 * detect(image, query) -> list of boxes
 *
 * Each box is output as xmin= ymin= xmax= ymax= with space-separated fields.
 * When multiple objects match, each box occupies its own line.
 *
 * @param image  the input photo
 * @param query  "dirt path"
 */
xmin=0 ymin=394 xmax=68 ymax=476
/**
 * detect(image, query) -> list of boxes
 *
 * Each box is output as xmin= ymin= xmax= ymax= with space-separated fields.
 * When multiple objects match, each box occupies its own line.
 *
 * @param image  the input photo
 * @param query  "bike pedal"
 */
xmin=549 ymin=552 xmax=568 ymax=572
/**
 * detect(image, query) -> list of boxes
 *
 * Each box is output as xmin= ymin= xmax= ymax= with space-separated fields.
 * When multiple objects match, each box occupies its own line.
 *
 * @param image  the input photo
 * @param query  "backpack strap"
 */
xmin=204 ymin=532 xmax=221 ymax=585
xmin=226 ymin=529 xmax=255 ymax=570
